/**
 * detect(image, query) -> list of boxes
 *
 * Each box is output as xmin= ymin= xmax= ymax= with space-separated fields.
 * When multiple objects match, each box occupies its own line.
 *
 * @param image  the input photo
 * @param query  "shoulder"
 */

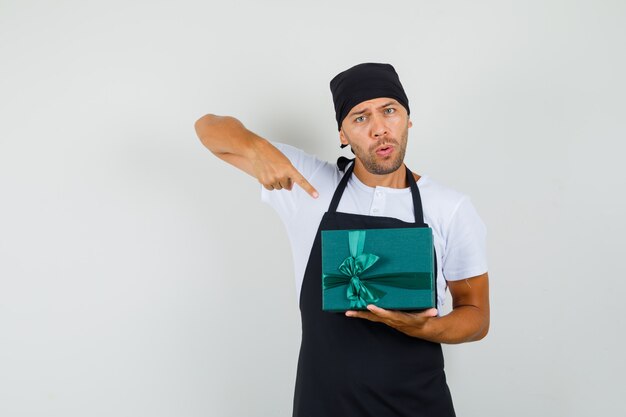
xmin=416 ymin=174 xmax=486 ymax=238
xmin=417 ymin=174 xmax=469 ymax=217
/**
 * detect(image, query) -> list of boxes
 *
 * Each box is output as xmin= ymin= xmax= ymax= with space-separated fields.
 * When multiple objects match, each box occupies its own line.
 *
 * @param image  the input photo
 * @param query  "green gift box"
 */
xmin=321 ymin=228 xmax=435 ymax=312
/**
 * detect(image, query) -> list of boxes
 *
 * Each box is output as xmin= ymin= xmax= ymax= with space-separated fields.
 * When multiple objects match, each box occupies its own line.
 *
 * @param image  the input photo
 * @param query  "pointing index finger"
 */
xmin=292 ymin=169 xmax=319 ymax=198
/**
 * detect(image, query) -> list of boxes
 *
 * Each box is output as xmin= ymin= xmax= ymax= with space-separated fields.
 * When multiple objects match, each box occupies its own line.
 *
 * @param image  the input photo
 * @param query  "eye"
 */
xmin=384 ymin=107 xmax=396 ymax=114
xmin=355 ymin=115 xmax=366 ymax=123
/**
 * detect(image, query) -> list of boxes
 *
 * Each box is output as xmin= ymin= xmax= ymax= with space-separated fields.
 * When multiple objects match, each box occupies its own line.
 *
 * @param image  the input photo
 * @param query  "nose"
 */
xmin=370 ymin=113 xmax=388 ymax=138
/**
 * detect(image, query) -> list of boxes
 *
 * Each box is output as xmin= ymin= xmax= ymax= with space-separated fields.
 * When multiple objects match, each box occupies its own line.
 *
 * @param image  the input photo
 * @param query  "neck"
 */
xmin=352 ymin=159 xmax=409 ymax=188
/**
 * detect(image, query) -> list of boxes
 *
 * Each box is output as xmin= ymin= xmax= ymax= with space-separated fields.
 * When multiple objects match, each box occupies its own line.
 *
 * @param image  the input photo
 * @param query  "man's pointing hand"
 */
xmin=252 ymin=141 xmax=319 ymax=198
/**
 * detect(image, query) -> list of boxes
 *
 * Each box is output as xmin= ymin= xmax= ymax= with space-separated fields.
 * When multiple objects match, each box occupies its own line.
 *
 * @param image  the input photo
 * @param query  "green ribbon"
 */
xmin=322 ymin=230 xmax=427 ymax=309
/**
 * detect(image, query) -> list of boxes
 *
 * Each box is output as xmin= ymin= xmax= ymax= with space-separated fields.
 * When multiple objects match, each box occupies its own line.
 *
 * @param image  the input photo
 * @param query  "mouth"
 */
xmin=375 ymin=145 xmax=394 ymax=157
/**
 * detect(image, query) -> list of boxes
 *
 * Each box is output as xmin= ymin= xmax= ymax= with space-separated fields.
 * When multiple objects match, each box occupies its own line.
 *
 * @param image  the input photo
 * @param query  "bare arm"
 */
xmin=346 ymin=272 xmax=490 ymax=344
xmin=423 ymin=272 xmax=490 ymax=343
xmin=194 ymin=114 xmax=318 ymax=197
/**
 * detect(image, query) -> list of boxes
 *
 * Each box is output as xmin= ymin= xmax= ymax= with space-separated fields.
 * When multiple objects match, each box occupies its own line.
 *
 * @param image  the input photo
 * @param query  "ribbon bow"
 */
xmin=322 ymin=230 xmax=423 ymax=309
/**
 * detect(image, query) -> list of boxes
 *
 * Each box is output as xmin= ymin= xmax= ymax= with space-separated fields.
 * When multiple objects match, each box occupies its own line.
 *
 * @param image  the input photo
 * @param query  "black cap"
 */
xmin=330 ymin=63 xmax=410 ymax=149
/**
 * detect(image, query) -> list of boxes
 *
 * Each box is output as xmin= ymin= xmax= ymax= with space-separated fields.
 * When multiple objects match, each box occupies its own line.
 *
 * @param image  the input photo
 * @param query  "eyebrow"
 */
xmin=348 ymin=101 xmax=397 ymax=117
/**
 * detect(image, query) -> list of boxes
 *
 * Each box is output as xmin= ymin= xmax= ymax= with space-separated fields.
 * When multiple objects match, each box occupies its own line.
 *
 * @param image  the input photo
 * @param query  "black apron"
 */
xmin=292 ymin=159 xmax=456 ymax=417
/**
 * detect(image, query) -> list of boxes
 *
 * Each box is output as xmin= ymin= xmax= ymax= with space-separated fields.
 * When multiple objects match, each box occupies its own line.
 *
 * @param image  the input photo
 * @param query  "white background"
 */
xmin=1 ymin=1 xmax=624 ymax=416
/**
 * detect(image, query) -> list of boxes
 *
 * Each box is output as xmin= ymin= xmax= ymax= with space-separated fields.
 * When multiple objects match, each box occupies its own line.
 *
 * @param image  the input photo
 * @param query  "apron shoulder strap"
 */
xmin=407 ymin=167 xmax=425 ymax=225
xmin=328 ymin=158 xmax=355 ymax=212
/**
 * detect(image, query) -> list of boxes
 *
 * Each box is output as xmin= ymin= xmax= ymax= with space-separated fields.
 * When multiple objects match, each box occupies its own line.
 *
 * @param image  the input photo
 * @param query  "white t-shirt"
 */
xmin=261 ymin=142 xmax=488 ymax=312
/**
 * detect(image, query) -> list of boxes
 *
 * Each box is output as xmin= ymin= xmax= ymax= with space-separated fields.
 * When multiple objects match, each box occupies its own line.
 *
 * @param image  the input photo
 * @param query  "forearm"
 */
xmin=194 ymin=114 xmax=268 ymax=158
xmin=421 ymin=305 xmax=490 ymax=344
xmin=193 ymin=114 xmax=318 ymax=196
xmin=347 ymin=274 xmax=490 ymax=345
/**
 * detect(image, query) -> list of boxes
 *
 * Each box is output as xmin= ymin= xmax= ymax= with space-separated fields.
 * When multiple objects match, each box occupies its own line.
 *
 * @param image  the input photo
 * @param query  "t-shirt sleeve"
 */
xmin=442 ymin=196 xmax=489 ymax=281
xmin=260 ymin=141 xmax=326 ymax=221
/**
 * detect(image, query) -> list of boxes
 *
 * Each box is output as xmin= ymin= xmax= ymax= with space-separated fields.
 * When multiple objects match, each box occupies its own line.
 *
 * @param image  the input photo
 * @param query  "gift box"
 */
xmin=321 ymin=228 xmax=435 ymax=312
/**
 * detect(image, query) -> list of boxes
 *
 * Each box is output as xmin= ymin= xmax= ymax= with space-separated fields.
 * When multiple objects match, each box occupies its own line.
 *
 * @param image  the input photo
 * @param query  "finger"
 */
xmin=291 ymin=169 xmax=319 ymax=198
xmin=421 ymin=308 xmax=438 ymax=317
xmin=368 ymin=304 xmax=437 ymax=319
xmin=345 ymin=310 xmax=385 ymax=323
xmin=274 ymin=181 xmax=283 ymax=190
xmin=278 ymin=177 xmax=292 ymax=191
xmin=263 ymin=184 xmax=274 ymax=191
xmin=366 ymin=304 xmax=405 ymax=320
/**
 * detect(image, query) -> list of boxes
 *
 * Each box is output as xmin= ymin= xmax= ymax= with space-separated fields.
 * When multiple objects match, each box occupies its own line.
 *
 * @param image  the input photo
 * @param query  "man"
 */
xmin=195 ymin=63 xmax=489 ymax=417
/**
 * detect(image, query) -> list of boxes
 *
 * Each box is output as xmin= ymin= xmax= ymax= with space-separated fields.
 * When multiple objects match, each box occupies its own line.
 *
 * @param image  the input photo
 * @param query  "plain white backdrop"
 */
xmin=1 ymin=1 xmax=624 ymax=416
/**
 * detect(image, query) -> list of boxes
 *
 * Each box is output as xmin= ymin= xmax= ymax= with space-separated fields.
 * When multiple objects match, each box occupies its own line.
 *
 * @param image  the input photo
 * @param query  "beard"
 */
xmin=346 ymin=126 xmax=409 ymax=175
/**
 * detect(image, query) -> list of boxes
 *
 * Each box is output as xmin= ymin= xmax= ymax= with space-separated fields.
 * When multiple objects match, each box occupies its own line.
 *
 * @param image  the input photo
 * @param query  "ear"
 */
xmin=408 ymin=118 xmax=413 ymax=128
xmin=339 ymin=129 xmax=349 ymax=147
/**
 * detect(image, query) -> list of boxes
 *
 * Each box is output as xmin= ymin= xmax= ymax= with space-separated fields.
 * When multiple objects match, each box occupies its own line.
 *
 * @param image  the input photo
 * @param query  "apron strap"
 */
xmin=328 ymin=158 xmax=356 ymax=212
xmin=407 ymin=167 xmax=425 ymax=225
xmin=330 ymin=158 xmax=425 ymax=224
